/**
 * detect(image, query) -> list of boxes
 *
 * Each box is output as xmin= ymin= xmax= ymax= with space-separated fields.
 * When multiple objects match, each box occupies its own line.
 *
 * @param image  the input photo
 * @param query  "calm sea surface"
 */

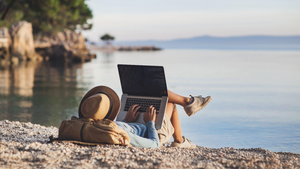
xmin=0 ymin=49 xmax=299 ymax=153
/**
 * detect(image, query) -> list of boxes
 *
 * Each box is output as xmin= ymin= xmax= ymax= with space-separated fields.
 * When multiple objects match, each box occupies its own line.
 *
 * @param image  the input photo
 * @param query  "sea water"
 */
xmin=0 ymin=49 xmax=299 ymax=153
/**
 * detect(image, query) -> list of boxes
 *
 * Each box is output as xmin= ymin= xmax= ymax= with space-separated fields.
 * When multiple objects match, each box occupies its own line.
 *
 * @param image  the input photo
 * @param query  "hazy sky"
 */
xmin=82 ymin=0 xmax=300 ymax=42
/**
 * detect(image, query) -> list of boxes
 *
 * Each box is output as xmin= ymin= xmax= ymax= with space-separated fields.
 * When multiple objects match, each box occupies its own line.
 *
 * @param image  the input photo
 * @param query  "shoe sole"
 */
xmin=170 ymin=143 xmax=197 ymax=148
xmin=201 ymin=96 xmax=212 ymax=110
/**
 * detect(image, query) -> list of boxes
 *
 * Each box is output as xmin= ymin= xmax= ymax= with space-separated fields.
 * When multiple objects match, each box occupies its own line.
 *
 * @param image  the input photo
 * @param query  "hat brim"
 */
xmin=78 ymin=86 xmax=120 ymax=121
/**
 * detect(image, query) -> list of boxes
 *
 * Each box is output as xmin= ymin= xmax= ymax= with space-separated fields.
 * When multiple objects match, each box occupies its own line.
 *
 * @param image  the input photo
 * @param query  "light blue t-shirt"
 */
xmin=114 ymin=121 xmax=160 ymax=148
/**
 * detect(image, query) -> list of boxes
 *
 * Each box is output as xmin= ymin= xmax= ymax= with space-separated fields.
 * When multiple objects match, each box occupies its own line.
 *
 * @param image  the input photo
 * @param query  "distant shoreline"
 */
xmin=110 ymin=35 xmax=300 ymax=50
xmin=87 ymin=45 xmax=162 ymax=52
xmin=1 ymin=119 xmax=299 ymax=168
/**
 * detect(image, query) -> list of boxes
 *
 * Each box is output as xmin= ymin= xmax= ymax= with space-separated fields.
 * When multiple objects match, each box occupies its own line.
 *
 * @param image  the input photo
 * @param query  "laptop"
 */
xmin=116 ymin=64 xmax=168 ymax=129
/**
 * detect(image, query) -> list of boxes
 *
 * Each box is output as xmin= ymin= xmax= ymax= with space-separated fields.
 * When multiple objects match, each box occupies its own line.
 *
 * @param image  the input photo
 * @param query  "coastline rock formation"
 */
xmin=88 ymin=45 xmax=162 ymax=52
xmin=9 ymin=21 xmax=42 ymax=63
xmin=1 ymin=119 xmax=299 ymax=168
xmin=0 ymin=21 xmax=96 ymax=65
xmin=35 ymin=29 xmax=96 ymax=63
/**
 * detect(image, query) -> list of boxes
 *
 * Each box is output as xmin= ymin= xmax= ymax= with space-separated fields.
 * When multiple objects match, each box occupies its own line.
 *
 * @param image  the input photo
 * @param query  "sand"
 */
xmin=0 ymin=120 xmax=299 ymax=169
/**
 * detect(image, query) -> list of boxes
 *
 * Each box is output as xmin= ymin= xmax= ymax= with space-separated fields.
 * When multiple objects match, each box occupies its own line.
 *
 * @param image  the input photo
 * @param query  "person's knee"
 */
xmin=165 ymin=102 xmax=175 ymax=118
xmin=170 ymin=103 xmax=177 ymax=116
xmin=173 ymin=103 xmax=176 ymax=110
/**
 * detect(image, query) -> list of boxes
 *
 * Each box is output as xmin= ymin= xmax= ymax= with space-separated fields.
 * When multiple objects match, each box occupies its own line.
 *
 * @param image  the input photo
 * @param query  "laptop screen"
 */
xmin=118 ymin=64 xmax=168 ymax=97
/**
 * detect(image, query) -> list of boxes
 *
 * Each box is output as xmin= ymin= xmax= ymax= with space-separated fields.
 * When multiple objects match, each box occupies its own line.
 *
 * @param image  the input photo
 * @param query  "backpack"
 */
xmin=52 ymin=116 xmax=130 ymax=146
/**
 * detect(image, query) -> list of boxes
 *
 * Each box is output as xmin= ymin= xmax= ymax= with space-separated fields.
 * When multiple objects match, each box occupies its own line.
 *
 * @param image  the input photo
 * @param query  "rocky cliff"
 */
xmin=0 ymin=21 xmax=95 ymax=65
xmin=9 ymin=21 xmax=42 ymax=62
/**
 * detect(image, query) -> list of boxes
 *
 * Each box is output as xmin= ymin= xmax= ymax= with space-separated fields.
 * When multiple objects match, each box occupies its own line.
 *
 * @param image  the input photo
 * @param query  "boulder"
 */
xmin=9 ymin=21 xmax=42 ymax=61
xmin=35 ymin=29 xmax=95 ymax=63
xmin=35 ymin=29 xmax=87 ymax=50
xmin=50 ymin=43 xmax=95 ymax=63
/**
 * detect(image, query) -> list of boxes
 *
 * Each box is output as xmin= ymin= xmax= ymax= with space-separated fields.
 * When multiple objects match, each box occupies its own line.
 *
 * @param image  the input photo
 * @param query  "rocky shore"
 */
xmin=1 ymin=21 xmax=96 ymax=66
xmin=1 ymin=120 xmax=299 ymax=169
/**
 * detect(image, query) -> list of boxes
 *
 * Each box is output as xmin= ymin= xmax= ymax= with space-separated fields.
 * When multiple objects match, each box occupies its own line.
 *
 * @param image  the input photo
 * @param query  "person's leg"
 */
xmin=162 ymin=101 xmax=196 ymax=148
xmin=156 ymin=92 xmax=188 ymax=144
xmin=168 ymin=90 xmax=212 ymax=117
xmin=165 ymin=102 xmax=183 ymax=143
xmin=167 ymin=90 xmax=190 ymax=107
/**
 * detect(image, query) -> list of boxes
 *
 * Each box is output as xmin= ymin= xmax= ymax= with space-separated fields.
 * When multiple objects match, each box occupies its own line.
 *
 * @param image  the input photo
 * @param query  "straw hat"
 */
xmin=78 ymin=86 xmax=120 ymax=121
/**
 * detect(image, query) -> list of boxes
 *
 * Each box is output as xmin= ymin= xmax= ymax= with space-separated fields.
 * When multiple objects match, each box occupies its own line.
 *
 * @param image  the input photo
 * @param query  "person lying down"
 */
xmin=79 ymin=86 xmax=212 ymax=148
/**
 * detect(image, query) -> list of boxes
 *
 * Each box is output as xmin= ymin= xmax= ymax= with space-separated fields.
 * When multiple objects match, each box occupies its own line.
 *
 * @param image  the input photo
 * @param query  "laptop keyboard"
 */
xmin=124 ymin=98 xmax=161 ymax=113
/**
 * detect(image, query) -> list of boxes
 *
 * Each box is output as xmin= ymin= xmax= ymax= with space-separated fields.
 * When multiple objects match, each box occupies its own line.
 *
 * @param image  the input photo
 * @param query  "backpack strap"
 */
xmin=80 ymin=123 xmax=87 ymax=142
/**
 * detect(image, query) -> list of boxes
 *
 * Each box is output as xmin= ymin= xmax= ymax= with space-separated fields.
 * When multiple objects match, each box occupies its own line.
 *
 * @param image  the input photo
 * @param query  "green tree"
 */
xmin=100 ymin=34 xmax=115 ymax=45
xmin=0 ymin=0 xmax=93 ymax=35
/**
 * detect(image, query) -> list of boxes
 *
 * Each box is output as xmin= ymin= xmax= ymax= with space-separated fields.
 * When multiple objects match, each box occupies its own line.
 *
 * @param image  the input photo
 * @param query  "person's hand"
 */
xmin=125 ymin=104 xmax=141 ymax=123
xmin=143 ymin=105 xmax=156 ymax=123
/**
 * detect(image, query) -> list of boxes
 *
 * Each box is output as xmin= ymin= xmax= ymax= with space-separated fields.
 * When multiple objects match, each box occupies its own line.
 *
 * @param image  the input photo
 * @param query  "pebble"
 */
xmin=0 ymin=120 xmax=299 ymax=168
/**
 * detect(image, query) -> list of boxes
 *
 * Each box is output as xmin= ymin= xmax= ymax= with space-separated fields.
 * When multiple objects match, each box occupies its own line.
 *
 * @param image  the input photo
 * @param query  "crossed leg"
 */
xmin=168 ymin=90 xmax=190 ymax=107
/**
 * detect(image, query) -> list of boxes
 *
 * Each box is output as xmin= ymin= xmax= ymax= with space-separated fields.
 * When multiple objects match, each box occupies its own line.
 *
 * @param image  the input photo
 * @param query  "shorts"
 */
xmin=157 ymin=113 xmax=174 ymax=145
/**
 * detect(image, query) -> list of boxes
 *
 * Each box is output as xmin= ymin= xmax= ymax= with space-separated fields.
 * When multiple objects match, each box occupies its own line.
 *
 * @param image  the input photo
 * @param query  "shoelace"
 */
xmin=183 ymin=136 xmax=192 ymax=143
xmin=190 ymin=95 xmax=204 ymax=99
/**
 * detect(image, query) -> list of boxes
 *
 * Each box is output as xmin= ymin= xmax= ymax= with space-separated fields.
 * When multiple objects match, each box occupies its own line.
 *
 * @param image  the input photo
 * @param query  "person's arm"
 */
xmin=143 ymin=105 xmax=160 ymax=148
xmin=120 ymin=105 xmax=160 ymax=148
xmin=127 ymin=121 xmax=159 ymax=148
xmin=124 ymin=104 xmax=141 ymax=123
xmin=146 ymin=121 xmax=160 ymax=146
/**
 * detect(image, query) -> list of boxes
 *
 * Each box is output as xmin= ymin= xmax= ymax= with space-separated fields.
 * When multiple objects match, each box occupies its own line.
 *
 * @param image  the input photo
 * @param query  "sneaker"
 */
xmin=171 ymin=136 xmax=196 ymax=148
xmin=184 ymin=95 xmax=212 ymax=116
